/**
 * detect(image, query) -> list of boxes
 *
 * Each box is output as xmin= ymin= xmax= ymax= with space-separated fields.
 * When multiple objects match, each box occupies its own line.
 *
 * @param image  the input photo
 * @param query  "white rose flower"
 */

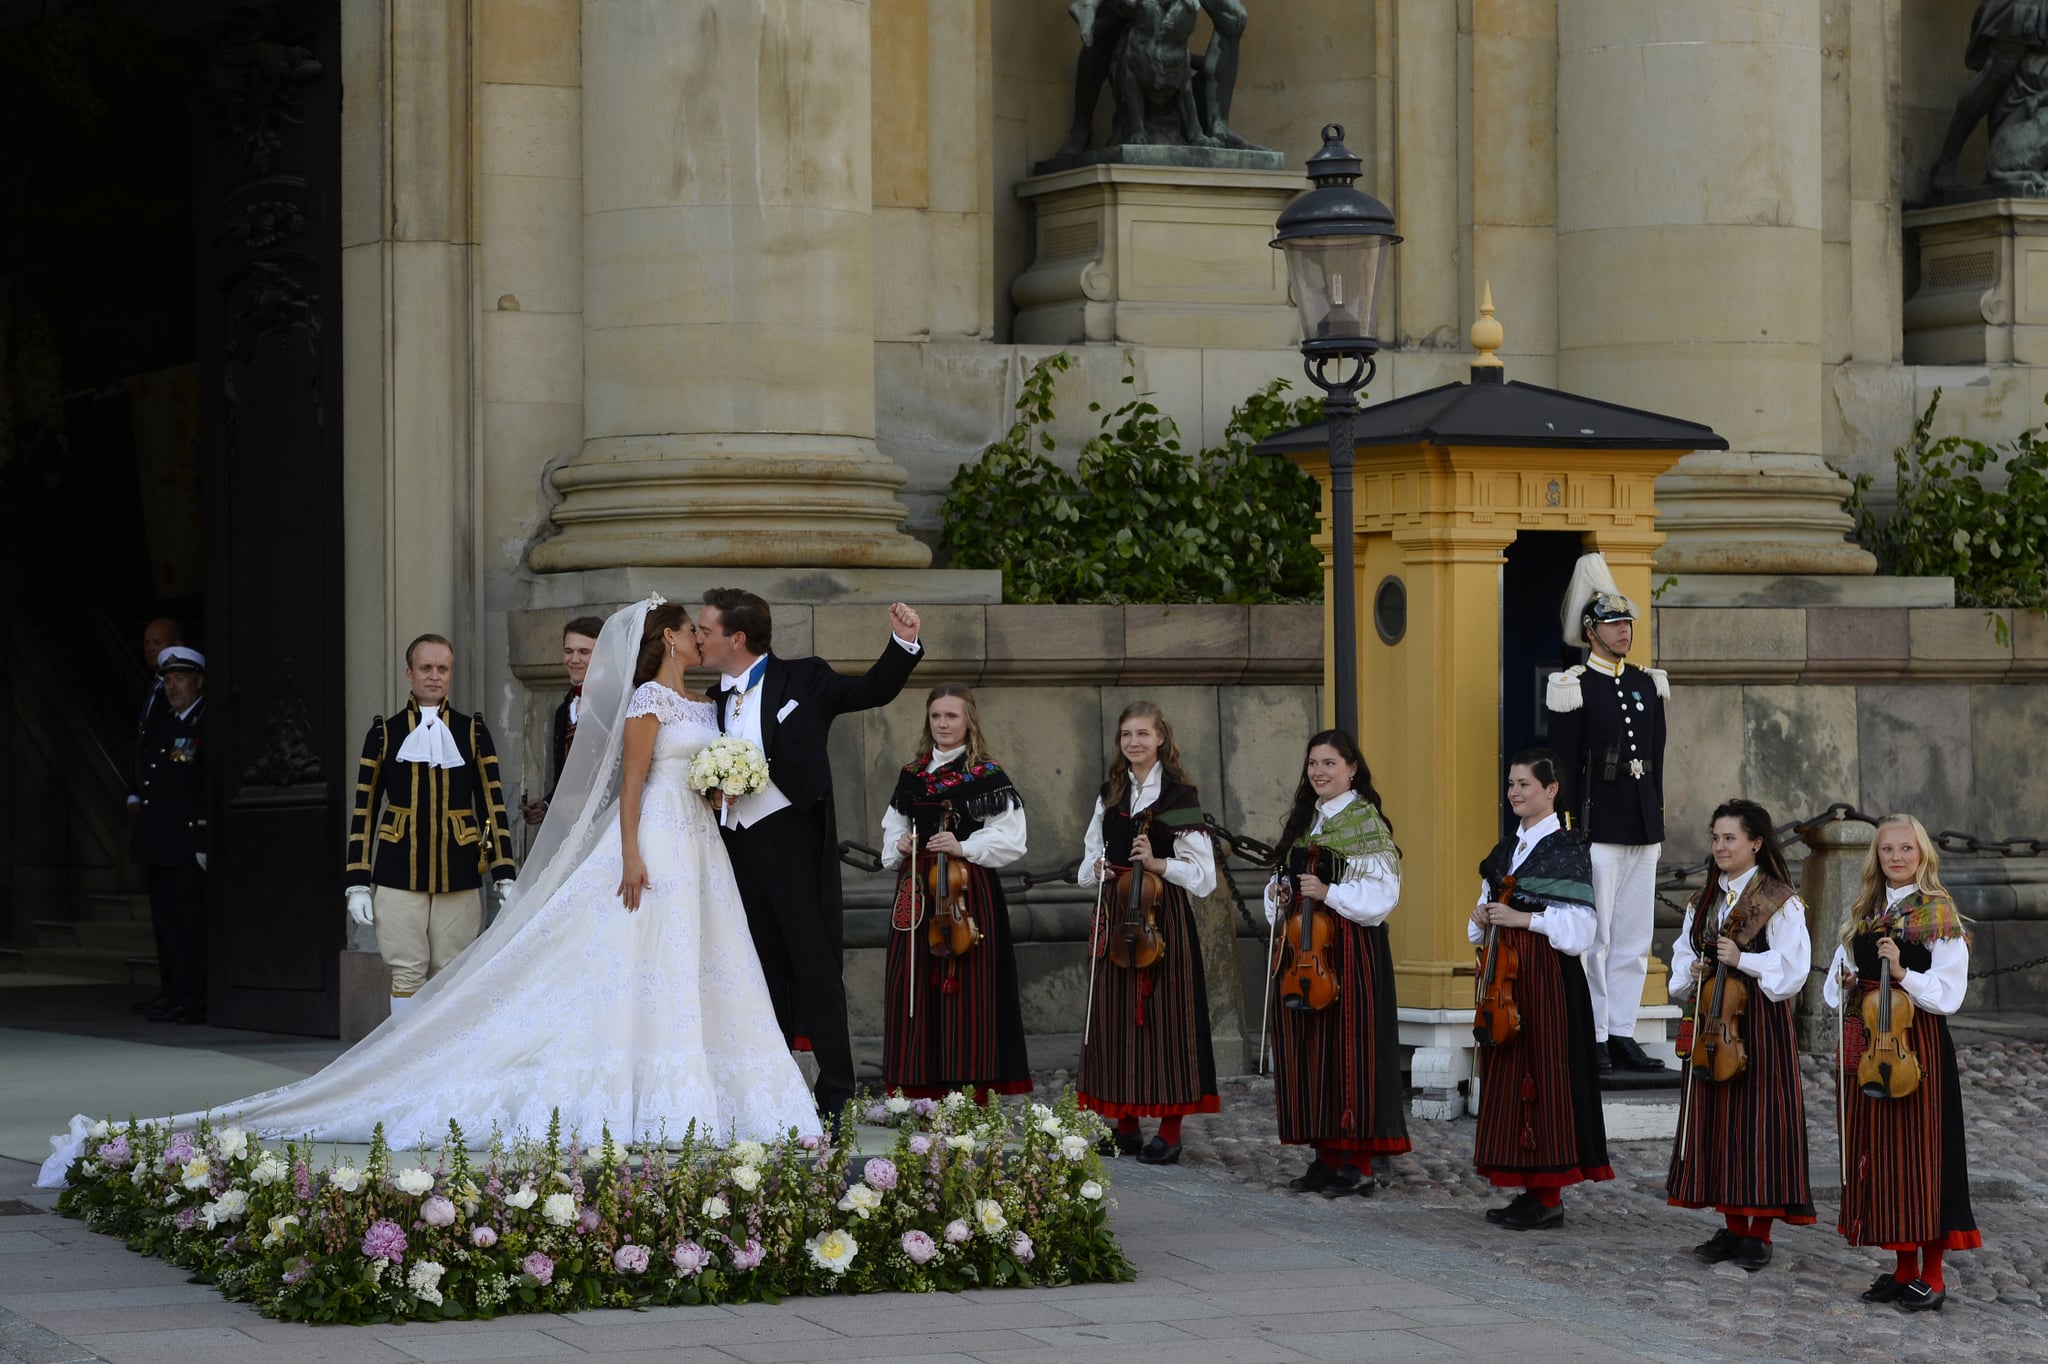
xmin=87 ymin=1120 xmax=112 ymax=1141
xmin=541 ymin=1192 xmax=579 ymax=1226
xmin=702 ymin=1195 xmax=730 ymax=1220
xmin=80 ymin=1161 xmax=99 ymax=1179
xmin=215 ymin=1188 xmax=249 ymax=1219
xmin=1036 ymin=1115 xmax=1064 ymax=1137
xmin=1059 ymin=1134 xmax=1090 ymax=1162
xmin=328 ymin=1164 xmax=362 ymax=1193
xmin=1079 ymin=1180 xmax=1104 ymax=1201
xmin=945 ymin=1133 xmax=976 ymax=1153
xmin=730 ymin=1164 xmax=762 ymax=1193
xmin=805 ymin=1227 xmax=859 ymax=1275
xmin=248 ymin=1154 xmax=287 ymax=1187
xmin=179 ymin=1157 xmax=211 ymax=1190
xmin=394 ymin=1167 xmax=435 ymax=1197
xmin=883 ymin=1095 xmax=913 ymax=1116
xmin=974 ymin=1198 xmax=1008 ymax=1236
xmin=835 ymin=1182 xmax=883 ymax=1219
xmin=262 ymin=1213 xmax=300 ymax=1247
xmin=503 ymin=1184 xmax=538 ymax=1210
xmin=213 ymin=1128 xmax=248 ymax=1160
xmin=941 ymin=1090 xmax=971 ymax=1112
xmin=730 ymin=1140 xmax=767 ymax=1166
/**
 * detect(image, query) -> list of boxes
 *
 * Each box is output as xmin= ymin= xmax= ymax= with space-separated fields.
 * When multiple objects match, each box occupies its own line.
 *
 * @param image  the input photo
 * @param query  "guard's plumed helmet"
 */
xmin=1559 ymin=553 xmax=1638 ymax=647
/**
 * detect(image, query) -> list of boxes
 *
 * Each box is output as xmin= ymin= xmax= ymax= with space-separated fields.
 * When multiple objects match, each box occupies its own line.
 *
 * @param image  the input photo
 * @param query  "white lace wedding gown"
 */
xmin=40 ymin=682 xmax=818 ymax=1182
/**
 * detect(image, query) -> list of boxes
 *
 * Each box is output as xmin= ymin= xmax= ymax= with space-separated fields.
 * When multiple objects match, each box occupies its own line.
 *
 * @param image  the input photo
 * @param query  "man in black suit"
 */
xmin=695 ymin=589 xmax=923 ymax=1127
xmin=521 ymin=615 xmax=604 ymax=828
xmin=133 ymin=646 xmax=209 ymax=1024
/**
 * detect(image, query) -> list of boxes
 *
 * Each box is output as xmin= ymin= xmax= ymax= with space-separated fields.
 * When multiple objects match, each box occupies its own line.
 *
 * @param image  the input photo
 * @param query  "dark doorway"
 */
xmin=0 ymin=0 xmax=346 ymax=1034
xmin=1499 ymin=531 xmax=1585 ymax=838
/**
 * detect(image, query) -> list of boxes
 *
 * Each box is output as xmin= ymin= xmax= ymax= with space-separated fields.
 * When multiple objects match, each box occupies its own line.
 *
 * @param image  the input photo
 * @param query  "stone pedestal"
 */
xmin=1011 ymin=164 xmax=1302 ymax=348
xmin=530 ymin=0 xmax=928 ymax=572
xmin=1903 ymin=199 xmax=2048 ymax=366
xmin=1796 ymin=817 xmax=1873 ymax=1054
xmin=1404 ymin=1006 xmax=1682 ymax=1120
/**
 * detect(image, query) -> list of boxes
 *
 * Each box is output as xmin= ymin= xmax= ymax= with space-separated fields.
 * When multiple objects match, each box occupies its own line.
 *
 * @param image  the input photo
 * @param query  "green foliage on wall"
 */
xmin=1846 ymin=391 xmax=2048 ymax=622
xmin=939 ymin=353 xmax=1328 ymax=604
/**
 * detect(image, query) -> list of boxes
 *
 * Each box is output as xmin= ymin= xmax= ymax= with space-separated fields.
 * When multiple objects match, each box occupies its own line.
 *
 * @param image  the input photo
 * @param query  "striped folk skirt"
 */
xmin=1078 ymin=887 xmax=1220 ymax=1118
xmin=1268 ymin=917 xmax=1410 ymax=1155
xmin=1473 ymin=930 xmax=1611 ymax=1189
xmin=1837 ymin=989 xmax=1981 ymax=1251
xmin=883 ymin=867 xmax=1033 ymax=1099
xmin=1667 ymin=991 xmax=1816 ymax=1222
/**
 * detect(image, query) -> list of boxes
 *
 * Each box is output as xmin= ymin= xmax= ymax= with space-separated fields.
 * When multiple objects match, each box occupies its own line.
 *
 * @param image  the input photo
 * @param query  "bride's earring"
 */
xmin=668 ymin=642 xmax=677 ymax=659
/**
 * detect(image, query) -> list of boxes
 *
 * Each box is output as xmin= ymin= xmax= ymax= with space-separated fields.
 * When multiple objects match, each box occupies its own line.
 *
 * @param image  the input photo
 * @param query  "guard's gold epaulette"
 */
xmin=1544 ymin=665 xmax=1586 ymax=714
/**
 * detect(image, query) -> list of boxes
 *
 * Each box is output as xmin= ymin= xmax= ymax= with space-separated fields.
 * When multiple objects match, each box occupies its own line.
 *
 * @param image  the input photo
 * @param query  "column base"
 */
xmin=1400 ymin=1004 xmax=1681 ymax=1119
xmin=530 ymin=435 xmax=932 ymax=571
xmin=1653 ymin=451 xmax=1878 ymax=575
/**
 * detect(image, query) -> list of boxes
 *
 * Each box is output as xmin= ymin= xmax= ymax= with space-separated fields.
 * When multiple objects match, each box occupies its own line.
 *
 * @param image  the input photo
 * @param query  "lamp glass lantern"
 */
xmin=1271 ymin=125 xmax=1400 ymax=358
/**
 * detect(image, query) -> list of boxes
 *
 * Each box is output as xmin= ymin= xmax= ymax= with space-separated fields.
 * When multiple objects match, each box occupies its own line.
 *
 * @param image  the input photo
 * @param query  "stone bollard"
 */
xmin=1796 ymin=817 xmax=1872 ymax=1055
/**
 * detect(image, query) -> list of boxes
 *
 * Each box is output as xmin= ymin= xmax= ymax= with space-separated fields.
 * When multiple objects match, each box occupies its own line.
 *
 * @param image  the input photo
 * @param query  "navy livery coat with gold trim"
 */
xmin=344 ymin=699 xmax=516 ymax=893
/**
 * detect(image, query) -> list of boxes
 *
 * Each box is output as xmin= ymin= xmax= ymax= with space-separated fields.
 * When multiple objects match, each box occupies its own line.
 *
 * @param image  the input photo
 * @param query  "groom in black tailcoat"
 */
xmin=695 ymin=590 xmax=923 ymax=1127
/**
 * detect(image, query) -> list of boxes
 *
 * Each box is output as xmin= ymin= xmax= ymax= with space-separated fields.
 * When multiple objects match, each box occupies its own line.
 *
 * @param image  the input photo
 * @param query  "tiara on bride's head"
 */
xmin=645 ymin=593 xmax=667 ymax=606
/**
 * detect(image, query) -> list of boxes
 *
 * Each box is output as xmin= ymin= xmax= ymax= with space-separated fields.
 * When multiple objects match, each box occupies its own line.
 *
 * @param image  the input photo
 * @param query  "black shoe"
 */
xmin=146 ymin=1000 xmax=179 ymax=1022
xmin=1692 ymin=1229 xmax=1742 ymax=1264
xmin=1320 ymin=1165 xmax=1366 ymax=1199
xmin=1609 ymin=1037 xmax=1668 ymax=1072
xmin=132 ymin=994 xmax=169 ymax=1016
xmin=1861 ymin=1273 xmax=1910 ymax=1304
xmin=1486 ymin=1193 xmax=1537 ymax=1225
xmin=1095 ymin=1131 xmax=1145 ymax=1158
xmin=1136 ymin=1137 xmax=1181 ymax=1165
xmin=1499 ymin=1199 xmax=1564 ymax=1231
xmin=1596 ymin=1043 xmax=1614 ymax=1075
xmin=1893 ymin=1280 xmax=1945 ymax=1313
xmin=1733 ymin=1236 xmax=1772 ymax=1271
xmin=1288 ymin=1159 xmax=1340 ymax=1193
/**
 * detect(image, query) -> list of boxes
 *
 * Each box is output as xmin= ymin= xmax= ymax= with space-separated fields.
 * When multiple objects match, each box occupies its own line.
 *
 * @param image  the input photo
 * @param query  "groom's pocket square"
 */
xmin=776 ymin=699 xmax=799 ymax=722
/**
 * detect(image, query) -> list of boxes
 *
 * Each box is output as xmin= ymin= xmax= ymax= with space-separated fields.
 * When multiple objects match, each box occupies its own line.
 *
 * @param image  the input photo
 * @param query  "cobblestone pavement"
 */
xmin=1036 ymin=1032 xmax=2048 ymax=1363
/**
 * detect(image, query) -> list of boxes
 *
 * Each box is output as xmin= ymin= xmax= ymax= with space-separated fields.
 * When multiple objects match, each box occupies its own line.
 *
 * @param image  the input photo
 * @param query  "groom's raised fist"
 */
xmin=889 ymin=602 xmax=921 ymax=643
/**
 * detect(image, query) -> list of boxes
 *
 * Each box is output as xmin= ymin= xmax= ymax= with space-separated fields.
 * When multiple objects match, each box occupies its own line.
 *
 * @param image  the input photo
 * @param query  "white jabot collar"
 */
xmin=927 ymin=744 xmax=967 ymax=772
xmin=394 ymin=702 xmax=466 ymax=769
xmin=1586 ymin=653 xmax=1624 ymax=678
xmin=1885 ymin=882 xmax=1917 ymax=907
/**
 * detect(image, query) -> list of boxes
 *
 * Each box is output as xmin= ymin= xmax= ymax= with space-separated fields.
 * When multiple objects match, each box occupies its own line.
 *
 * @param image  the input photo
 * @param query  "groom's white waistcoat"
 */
xmin=721 ymin=666 xmax=794 ymax=829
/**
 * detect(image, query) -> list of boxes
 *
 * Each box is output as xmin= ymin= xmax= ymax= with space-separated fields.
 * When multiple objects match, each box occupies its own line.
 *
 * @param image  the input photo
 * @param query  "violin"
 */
xmin=1472 ymin=874 xmax=1522 ymax=1048
xmin=1105 ymin=810 xmax=1166 ymax=970
xmin=1690 ymin=908 xmax=1749 ymax=1083
xmin=919 ymin=801 xmax=981 ymax=959
xmin=1271 ymin=844 xmax=1340 ymax=1012
xmin=1857 ymin=932 xmax=1921 ymax=1100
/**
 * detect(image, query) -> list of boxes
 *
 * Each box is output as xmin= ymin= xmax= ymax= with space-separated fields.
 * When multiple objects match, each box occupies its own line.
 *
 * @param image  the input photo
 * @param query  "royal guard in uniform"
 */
xmin=521 ymin=615 xmax=603 ymax=829
xmin=1546 ymin=552 xmax=1670 ymax=1075
xmin=344 ymin=633 xmax=516 ymax=1020
xmin=133 ymin=646 xmax=210 ymax=1025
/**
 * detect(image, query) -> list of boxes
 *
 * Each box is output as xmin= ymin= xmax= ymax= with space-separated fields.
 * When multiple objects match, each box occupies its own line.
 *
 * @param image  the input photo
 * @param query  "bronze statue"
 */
xmin=1036 ymin=0 xmax=1267 ymax=172
xmin=1931 ymin=0 xmax=2048 ymax=196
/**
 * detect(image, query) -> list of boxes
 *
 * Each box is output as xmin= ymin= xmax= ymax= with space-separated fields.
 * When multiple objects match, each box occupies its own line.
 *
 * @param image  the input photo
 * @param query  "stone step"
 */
xmin=77 ymin=892 xmax=152 ymax=923
xmin=0 ymin=945 xmax=133 ymax=983
xmin=61 ymin=920 xmax=157 ymax=955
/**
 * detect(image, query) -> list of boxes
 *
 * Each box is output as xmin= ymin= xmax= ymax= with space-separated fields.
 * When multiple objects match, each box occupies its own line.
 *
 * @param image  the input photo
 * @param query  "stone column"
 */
xmin=530 ymin=0 xmax=929 ymax=571
xmin=1557 ymin=2 xmax=1875 ymax=575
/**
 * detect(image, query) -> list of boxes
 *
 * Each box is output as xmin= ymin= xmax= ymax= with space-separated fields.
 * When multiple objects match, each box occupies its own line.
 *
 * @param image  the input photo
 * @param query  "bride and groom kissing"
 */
xmin=39 ymin=589 xmax=923 ymax=1185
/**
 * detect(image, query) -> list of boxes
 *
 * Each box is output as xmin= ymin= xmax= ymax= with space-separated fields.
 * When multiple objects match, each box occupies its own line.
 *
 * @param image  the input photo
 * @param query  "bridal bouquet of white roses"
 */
xmin=688 ymin=737 xmax=770 ymax=826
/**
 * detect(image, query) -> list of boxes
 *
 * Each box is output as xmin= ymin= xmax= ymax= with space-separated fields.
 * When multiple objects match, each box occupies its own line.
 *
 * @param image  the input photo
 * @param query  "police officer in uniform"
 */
xmin=1546 ymin=554 xmax=1670 ymax=1074
xmin=133 ymin=646 xmax=210 ymax=1024
xmin=344 ymin=633 xmax=517 ymax=1021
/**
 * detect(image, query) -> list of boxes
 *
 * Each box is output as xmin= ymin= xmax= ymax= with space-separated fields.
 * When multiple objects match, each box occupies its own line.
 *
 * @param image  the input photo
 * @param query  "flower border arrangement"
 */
xmin=53 ymin=1091 xmax=1133 ymax=1324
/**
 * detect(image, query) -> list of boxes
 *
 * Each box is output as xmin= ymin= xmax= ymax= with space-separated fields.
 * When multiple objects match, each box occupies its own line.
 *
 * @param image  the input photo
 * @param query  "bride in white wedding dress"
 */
xmin=40 ymin=598 xmax=817 ymax=1185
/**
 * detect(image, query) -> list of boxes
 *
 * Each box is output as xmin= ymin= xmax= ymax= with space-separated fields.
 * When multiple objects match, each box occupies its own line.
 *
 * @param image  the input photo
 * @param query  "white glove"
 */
xmin=498 ymin=880 xmax=519 ymax=912
xmin=346 ymin=886 xmax=375 ymax=928
xmin=195 ymin=852 xmax=208 ymax=872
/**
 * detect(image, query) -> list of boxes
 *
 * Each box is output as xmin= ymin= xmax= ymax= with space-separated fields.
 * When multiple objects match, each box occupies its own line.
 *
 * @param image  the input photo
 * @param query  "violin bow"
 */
xmin=1258 ymin=865 xmax=1282 ymax=1076
xmin=1836 ymin=948 xmax=1847 ymax=1186
xmin=1676 ymin=912 xmax=1699 ymax=1169
xmin=906 ymin=826 xmax=920 ymax=1021
xmin=1082 ymin=854 xmax=1109 ymax=1047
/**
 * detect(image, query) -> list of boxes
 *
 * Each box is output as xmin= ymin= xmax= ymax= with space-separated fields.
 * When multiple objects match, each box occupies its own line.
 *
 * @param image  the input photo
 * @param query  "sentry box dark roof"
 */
xmin=1252 ymin=372 xmax=1730 ymax=455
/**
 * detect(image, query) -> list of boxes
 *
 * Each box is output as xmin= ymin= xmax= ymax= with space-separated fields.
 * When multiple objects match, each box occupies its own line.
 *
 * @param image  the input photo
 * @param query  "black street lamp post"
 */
xmin=1270 ymin=124 xmax=1400 ymax=741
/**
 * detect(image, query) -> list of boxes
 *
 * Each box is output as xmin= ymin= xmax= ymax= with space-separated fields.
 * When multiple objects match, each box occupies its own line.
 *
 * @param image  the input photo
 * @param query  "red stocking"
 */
xmin=1892 ymin=1248 xmax=1920 ymax=1284
xmin=1157 ymin=1115 xmax=1184 ymax=1145
xmin=1920 ymin=1245 xmax=1946 ymax=1292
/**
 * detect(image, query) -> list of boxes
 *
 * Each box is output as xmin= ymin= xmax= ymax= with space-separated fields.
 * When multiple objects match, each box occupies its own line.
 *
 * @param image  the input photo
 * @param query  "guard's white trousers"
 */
xmin=374 ymin=887 xmax=481 ymax=996
xmin=1587 ymin=841 xmax=1660 ymax=1041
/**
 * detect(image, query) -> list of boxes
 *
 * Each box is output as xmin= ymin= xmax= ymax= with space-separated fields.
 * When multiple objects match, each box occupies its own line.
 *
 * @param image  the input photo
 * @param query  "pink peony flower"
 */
xmin=420 ymin=1196 xmax=456 ymax=1227
xmin=96 ymin=1136 xmax=132 ymax=1168
xmin=728 ymin=1238 xmax=765 ymax=1271
xmin=671 ymin=1240 xmax=711 ymax=1276
xmin=943 ymin=1219 xmax=971 ymax=1245
xmin=1012 ymin=1231 xmax=1034 ymax=1264
xmin=911 ymin=1097 xmax=939 ymax=1116
xmin=613 ymin=1243 xmax=650 ymax=1274
xmin=901 ymin=1229 xmax=937 ymax=1264
xmin=908 ymin=1135 xmax=933 ymax=1157
xmin=361 ymin=1218 xmax=408 ymax=1263
xmin=576 ymin=1208 xmax=601 ymax=1234
xmin=865 ymin=1103 xmax=889 ymax=1123
xmin=470 ymin=1225 xmax=498 ymax=1248
xmin=863 ymin=1157 xmax=898 ymax=1191
xmin=522 ymin=1251 xmax=554 ymax=1286
xmin=798 ymin=1133 xmax=823 ymax=1151
xmin=162 ymin=1134 xmax=196 ymax=1168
